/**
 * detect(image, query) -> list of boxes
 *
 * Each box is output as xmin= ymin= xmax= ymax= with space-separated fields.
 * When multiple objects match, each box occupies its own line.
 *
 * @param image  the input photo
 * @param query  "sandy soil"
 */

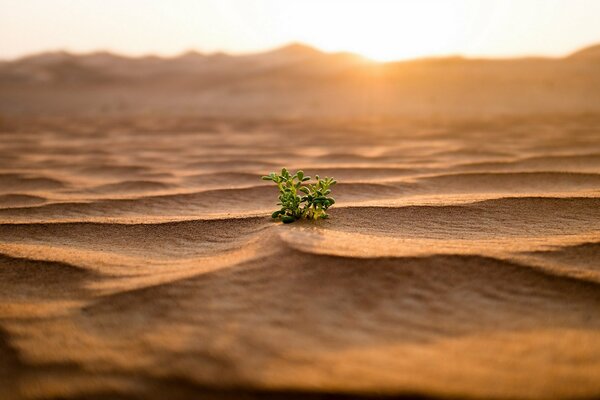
xmin=0 ymin=113 xmax=599 ymax=400
xmin=1 ymin=46 xmax=600 ymax=399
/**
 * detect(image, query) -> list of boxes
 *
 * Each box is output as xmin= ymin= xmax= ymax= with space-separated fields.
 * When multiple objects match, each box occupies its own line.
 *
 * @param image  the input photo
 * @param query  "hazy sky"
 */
xmin=2 ymin=0 xmax=600 ymax=61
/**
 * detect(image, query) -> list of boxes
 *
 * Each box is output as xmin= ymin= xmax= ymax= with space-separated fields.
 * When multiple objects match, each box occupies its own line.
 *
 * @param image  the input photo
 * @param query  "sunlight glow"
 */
xmin=211 ymin=0 xmax=600 ymax=61
xmin=1 ymin=0 xmax=600 ymax=60
xmin=269 ymin=1 xmax=474 ymax=61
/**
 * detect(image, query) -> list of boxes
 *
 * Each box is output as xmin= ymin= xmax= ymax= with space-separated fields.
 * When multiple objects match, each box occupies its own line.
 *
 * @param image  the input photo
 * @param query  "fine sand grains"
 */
xmin=0 ymin=115 xmax=599 ymax=399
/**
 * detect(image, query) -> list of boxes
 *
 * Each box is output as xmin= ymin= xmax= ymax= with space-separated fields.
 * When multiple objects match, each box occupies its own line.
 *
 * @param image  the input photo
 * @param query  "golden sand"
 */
xmin=1 ymin=47 xmax=599 ymax=399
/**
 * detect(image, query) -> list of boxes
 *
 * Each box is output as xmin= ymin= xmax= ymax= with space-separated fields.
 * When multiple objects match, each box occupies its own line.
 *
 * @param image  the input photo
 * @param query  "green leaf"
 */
xmin=271 ymin=210 xmax=282 ymax=218
xmin=262 ymin=168 xmax=336 ymax=223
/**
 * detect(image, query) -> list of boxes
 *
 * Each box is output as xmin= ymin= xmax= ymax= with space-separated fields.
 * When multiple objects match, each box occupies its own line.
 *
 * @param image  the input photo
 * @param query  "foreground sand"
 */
xmin=0 ymin=114 xmax=599 ymax=399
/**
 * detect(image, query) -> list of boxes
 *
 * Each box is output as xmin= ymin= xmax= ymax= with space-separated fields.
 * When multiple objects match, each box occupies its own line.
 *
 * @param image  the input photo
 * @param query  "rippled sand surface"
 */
xmin=1 ymin=115 xmax=599 ymax=399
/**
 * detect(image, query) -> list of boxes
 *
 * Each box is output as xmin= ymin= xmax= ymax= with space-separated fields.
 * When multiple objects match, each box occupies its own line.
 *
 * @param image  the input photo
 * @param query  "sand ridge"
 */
xmin=0 ymin=114 xmax=599 ymax=399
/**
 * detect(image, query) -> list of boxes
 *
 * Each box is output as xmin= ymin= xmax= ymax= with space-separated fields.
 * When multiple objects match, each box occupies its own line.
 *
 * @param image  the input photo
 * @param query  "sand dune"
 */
xmin=2 ymin=43 xmax=600 ymax=118
xmin=1 ymin=45 xmax=600 ymax=399
xmin=0 ymin=112 xmax=599 ymax=400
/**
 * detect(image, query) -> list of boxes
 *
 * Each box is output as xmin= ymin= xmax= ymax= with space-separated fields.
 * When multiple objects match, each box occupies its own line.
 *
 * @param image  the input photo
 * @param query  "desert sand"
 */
xmin=0 ymin=44 xmax=599 ymax=399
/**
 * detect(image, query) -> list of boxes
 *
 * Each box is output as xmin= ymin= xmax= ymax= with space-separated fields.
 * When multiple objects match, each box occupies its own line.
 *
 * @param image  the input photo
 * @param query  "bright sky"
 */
xmin=2 ymin=0 xmax=600 ymax=61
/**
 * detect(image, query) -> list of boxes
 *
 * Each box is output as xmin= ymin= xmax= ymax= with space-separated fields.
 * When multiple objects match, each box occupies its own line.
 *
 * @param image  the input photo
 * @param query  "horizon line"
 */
xmin=2 ymin=40 xmax=599 ymax=64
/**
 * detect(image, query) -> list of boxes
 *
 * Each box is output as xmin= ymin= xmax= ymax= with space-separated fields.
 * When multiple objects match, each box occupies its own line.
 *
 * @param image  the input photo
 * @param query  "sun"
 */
xmin=214 ymin=0 xmax=519 ymax=62
xmin=275 ymin=0 xmax=470 ymax=62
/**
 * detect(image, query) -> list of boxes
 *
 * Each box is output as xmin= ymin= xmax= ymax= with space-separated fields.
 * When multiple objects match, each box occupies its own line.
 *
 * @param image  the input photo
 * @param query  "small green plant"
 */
xmin=262 ymin=168 xmax=336 ymax=223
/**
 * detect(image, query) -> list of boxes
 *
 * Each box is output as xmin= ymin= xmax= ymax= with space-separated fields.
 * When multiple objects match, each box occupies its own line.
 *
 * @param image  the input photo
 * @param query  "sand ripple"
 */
xmin=0 ymin=116 xmax=599 ymax=399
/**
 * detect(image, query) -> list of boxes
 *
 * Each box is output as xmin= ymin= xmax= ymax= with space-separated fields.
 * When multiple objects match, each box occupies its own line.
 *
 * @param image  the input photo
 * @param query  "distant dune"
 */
xmin=568 ymin=43 xmax=600 ymax=59
xmin=1 ymin=43 xmax=600 ymax=117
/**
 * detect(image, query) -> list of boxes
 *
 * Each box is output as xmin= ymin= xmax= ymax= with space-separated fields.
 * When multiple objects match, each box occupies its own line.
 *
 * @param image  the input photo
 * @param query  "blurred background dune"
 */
xmin=1 ymin=42 xmax=600 ymax=118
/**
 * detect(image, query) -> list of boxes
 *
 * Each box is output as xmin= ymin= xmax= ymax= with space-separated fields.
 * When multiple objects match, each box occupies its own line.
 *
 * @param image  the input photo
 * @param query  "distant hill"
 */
xmin=568 ymin=44 xmax=600 ymax=59
xmin=0 ymin=44 xmax=366 ymax=85
xmin=1 ymin=42 xmax=600 ymax=118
